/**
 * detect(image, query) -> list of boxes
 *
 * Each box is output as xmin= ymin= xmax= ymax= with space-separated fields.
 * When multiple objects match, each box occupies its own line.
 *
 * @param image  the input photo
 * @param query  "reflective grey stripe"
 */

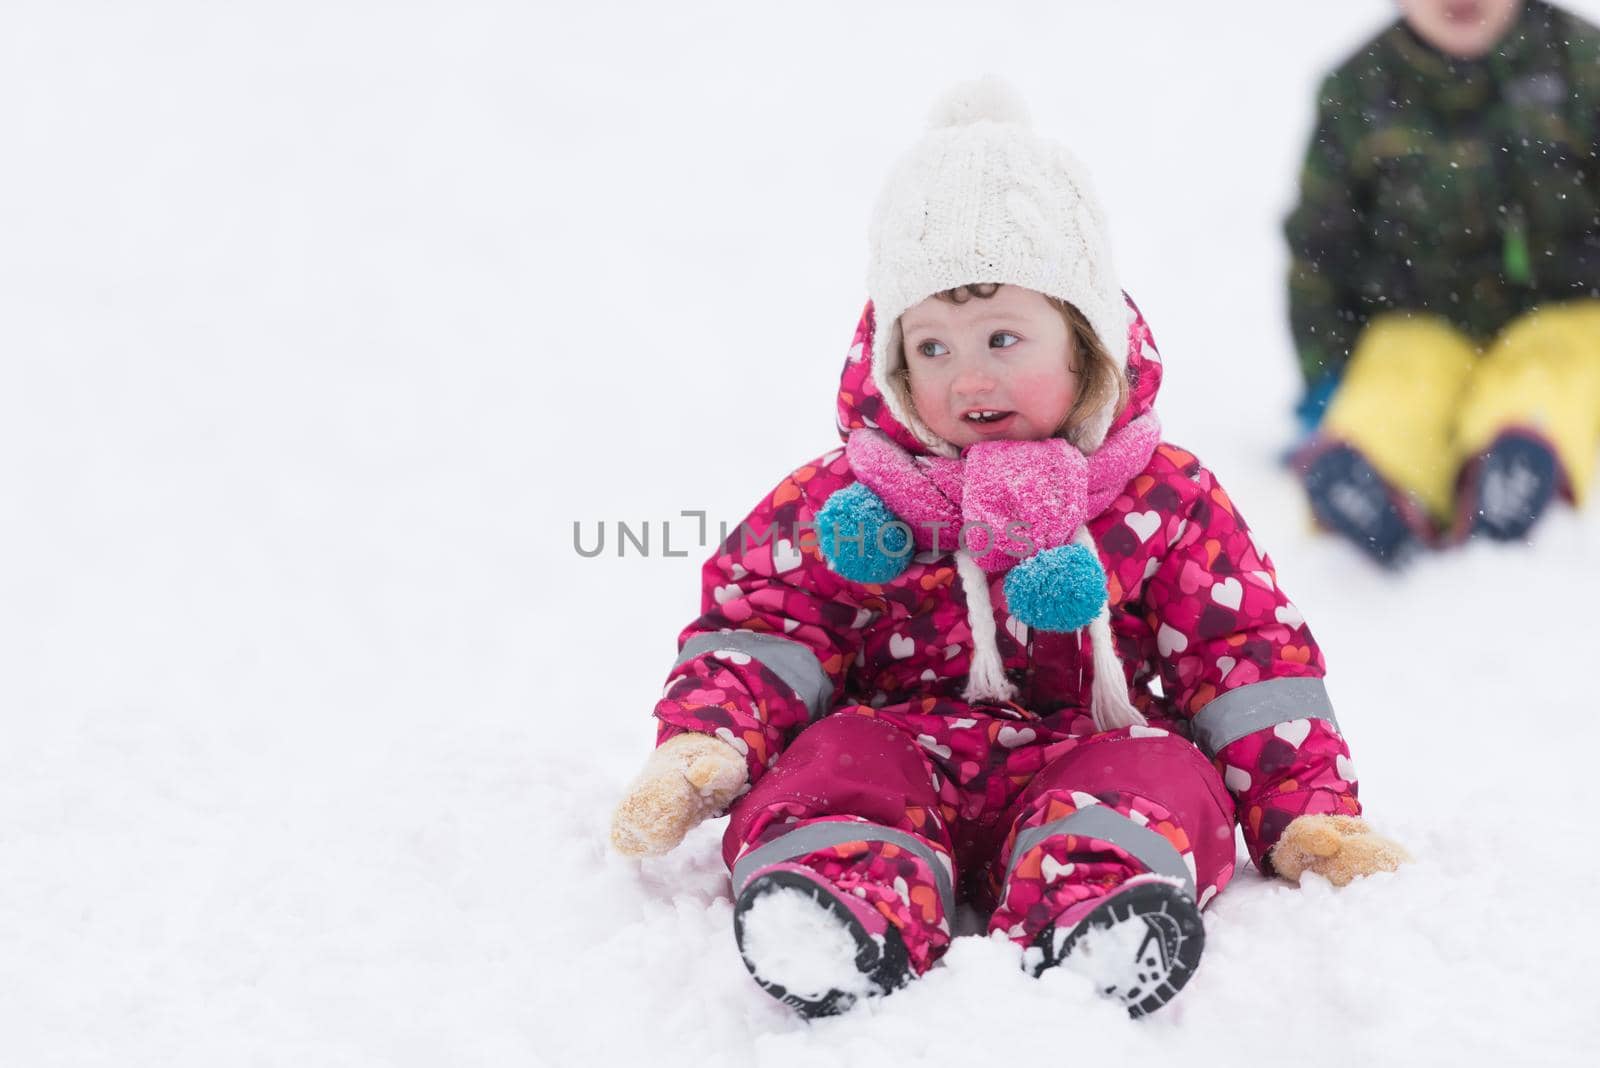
xmin=675 ymin=632 xmax=833 ymax=721
xmin=731 ymin=822 xmax=956 ymax=922
xmin=1004 ymin=805 xmax=1194 ymax=899
xmin=1189 ymin=677 xmax=1339 ymax=756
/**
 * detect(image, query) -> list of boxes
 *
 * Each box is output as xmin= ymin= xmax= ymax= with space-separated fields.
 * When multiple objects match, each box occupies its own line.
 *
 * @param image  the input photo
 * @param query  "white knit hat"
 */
xmin=866 ymin=77 xmax=1127 ymax=454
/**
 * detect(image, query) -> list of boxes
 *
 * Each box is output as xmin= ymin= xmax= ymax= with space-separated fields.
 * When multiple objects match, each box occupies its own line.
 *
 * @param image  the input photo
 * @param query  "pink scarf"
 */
xmin=844 ymin=414 xmax=1163 ymax=573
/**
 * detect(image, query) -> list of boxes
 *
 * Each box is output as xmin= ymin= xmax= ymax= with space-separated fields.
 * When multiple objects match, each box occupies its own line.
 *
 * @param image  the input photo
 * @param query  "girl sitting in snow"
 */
xmin=610 ymin=79 xmax=1407 ymax=1018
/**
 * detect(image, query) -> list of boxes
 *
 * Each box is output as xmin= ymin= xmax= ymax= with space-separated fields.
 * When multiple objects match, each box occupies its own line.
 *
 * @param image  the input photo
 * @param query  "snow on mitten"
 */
xmin=610 ymin=733 xmax=748 ymax=858
xmin=1271 ymin=814 xmax=1409 ymax=886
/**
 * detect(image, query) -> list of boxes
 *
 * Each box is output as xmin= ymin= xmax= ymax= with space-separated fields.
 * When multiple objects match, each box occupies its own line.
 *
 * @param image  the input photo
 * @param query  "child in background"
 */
xmin=1286 ymin=0 xmax=1600 ymax=565
xmin=613 ymin=79 xmax=1406 ymax=1019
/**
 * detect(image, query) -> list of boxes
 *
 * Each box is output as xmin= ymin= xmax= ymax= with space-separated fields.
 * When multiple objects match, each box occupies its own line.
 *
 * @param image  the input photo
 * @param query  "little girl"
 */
xmin=611 ymin=78 xmax=1406 ymax=1018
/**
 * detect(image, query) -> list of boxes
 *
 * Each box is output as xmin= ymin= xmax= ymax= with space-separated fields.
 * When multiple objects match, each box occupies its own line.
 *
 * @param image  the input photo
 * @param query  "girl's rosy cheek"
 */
xmin=1013 ymin=367 xmax=1074 ymax=395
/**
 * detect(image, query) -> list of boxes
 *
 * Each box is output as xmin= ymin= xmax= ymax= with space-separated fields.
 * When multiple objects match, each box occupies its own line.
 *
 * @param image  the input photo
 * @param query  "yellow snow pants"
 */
xmin=1321 ymin=300 xmax=1600 ymax=525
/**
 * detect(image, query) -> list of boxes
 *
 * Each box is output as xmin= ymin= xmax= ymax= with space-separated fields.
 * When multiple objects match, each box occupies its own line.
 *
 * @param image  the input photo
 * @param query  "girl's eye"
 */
xmin=916 ymin=340 xmax=948 ymax=358
xmin=990 ymin=331 xmax=1020 ymax=349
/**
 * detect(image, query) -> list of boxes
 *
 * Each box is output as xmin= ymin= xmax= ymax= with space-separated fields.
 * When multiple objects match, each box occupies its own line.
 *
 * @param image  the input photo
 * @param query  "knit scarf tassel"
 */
xmin=1076 ymin=527 xmax=1147 ymax=732
xmin=955 ymin=530 xmax=1146 ymax=732
xmin=953 ymin=549 xmax=1018 ymax=705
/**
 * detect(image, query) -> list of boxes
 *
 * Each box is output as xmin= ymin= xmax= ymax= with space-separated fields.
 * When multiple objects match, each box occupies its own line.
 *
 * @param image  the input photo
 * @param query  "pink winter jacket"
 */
xmin=655 ymin=298 xmax=1360 ymax=871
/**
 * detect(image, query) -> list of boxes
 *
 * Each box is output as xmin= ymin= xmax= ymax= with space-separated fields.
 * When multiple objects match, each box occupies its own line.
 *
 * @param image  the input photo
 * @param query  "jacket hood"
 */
xmin=834 ymin=292 xmax=1163 ymax=457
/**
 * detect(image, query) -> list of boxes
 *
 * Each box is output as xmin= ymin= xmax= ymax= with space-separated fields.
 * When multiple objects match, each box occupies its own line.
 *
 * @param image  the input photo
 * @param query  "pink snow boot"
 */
xmin=1026 ymin=874 xmax=1206 ymax=1017
xmin=732 ymin=862 xmax=914 ymax=1018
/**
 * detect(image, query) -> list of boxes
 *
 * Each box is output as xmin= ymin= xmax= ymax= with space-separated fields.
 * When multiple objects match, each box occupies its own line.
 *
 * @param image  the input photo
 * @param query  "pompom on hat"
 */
xmin=865 ymin=76 xmax=1128 ymax=454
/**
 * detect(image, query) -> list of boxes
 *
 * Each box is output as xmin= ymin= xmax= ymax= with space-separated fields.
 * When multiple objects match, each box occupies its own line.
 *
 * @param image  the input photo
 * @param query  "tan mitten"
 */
xmin=1271 ymin=814 xmax=1410 ymax=886
xmin=609 ymin=733 xmax=749 ymax=858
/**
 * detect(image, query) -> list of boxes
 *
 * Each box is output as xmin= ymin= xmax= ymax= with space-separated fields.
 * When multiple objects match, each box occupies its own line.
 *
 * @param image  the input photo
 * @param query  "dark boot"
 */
xmin=1301 ymin=443 xmax=1425 ymax=567
xmin=1458 ymin=432 xmax=1560 ymax=542
xmin=1029 ymin=874 xmax=1206 ymax=1018
xmin=732 ymin=863 xmax=914 ymax=1018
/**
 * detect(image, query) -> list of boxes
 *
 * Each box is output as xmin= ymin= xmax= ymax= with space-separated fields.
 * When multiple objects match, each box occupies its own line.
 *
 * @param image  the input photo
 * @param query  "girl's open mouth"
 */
xmin=962 ymin=410 xmax=1016 ymax=433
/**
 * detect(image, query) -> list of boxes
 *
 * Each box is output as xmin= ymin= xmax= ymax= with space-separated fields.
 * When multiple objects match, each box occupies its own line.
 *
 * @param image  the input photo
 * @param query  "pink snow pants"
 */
xmin=724 ymin=706 xmax=1238 ymax=974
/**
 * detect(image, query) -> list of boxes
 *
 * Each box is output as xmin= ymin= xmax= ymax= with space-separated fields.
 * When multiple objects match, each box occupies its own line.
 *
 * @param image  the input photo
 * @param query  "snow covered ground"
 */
xmin=3 ymin=2 xmax=1599 ymax=1064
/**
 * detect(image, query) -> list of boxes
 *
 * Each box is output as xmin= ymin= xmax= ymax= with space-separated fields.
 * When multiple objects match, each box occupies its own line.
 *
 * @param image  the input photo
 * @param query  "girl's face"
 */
xmin=901 ymin=285 xmax=1077 ymax=449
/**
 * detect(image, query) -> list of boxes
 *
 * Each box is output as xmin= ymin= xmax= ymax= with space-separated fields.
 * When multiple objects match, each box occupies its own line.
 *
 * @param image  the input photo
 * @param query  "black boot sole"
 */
xmin=1030 ymin=879 xmax=1205 ymax=1018
xmin=1466 ymin=432 xmax=1559 ymax=541
xmin=1302 ymin=443 xmax=1421 ymax=567
xmin=732 ymin=868 xmax=913 ymax=1019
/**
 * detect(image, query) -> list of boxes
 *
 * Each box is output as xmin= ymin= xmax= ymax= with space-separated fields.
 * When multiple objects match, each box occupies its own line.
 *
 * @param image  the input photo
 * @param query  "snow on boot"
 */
xmin=1301 ymin=442 xmax=1423 ymax=567
xmin=1461 ymin=432 xmax=1559 ymax=542
xmin=1027 ymin=875 xmax=1205 ymax=1018
xmin=732 ymin=863 xmax=913 ymax=1018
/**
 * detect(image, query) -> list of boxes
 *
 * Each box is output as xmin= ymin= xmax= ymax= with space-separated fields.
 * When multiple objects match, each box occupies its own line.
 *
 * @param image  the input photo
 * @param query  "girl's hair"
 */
xmin=895 ymin=283 xmax=1128 ymax=447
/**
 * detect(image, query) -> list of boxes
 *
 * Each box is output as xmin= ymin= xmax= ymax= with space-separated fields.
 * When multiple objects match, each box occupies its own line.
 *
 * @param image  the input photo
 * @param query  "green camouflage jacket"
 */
xmin=1285 ymin=0 xmax=1600 ymax=388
